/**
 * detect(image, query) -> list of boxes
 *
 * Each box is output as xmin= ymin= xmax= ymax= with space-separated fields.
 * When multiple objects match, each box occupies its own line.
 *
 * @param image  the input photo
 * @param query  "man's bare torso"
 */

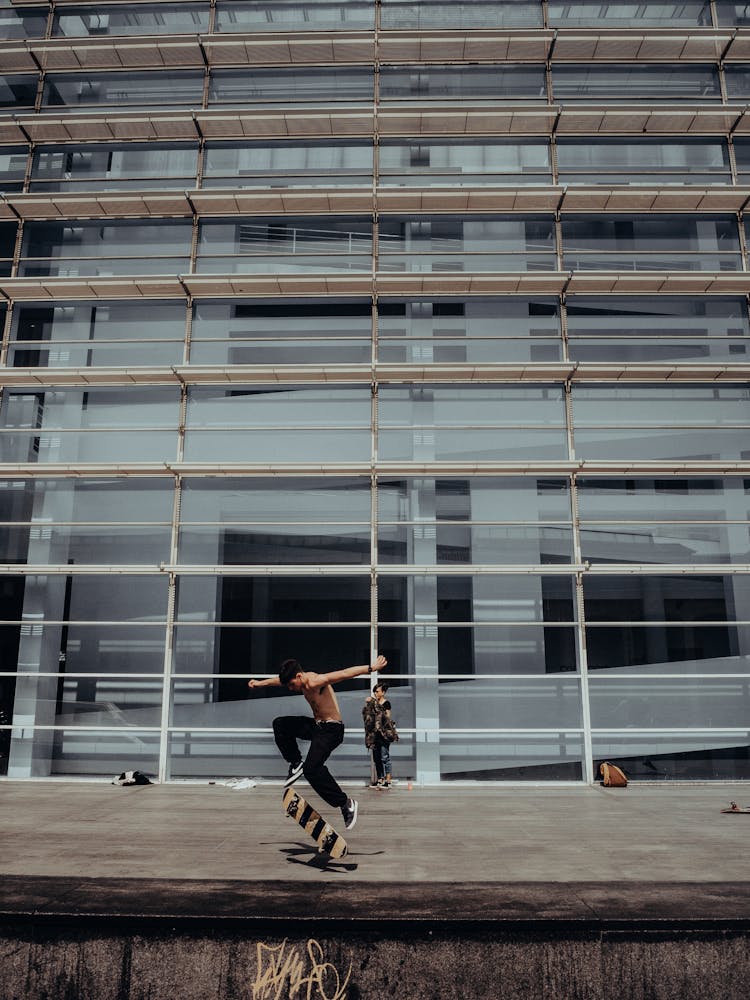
xmin=302 ymin=675 xmax=342 ymax=723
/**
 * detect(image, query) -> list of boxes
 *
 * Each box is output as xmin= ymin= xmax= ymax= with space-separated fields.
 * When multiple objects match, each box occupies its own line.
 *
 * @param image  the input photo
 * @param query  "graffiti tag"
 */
xmin=252 ymin=938 xmax=352 ymax=1000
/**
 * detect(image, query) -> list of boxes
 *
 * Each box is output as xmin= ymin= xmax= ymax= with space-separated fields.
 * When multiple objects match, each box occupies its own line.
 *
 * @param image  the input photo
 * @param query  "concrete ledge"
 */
xmin=1 ymin=876 xmax=749 ymax=930
xmin=2 ymin=885 xmax=750 ymax=1000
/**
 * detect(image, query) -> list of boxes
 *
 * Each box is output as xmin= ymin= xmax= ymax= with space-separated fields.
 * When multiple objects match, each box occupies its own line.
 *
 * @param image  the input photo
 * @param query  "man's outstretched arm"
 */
xmin=314 ymin=653 xmax=387 ymax=687
xmin=247 ymin=676 xmax=282 ymax=690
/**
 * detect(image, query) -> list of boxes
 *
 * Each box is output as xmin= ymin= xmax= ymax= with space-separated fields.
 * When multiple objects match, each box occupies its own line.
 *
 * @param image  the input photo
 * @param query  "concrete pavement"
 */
xmin=2 ymin=780 xmax=750 ymax=999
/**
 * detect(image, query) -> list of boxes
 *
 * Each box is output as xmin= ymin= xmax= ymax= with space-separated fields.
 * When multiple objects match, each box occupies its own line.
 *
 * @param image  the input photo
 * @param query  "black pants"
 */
xmin=273 ymin=715 xmax=347 ymax=809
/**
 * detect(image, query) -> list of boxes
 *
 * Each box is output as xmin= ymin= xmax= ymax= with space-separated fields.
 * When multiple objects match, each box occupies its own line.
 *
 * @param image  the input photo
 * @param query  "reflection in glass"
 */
xmin=592 ymin=734 xmax=750 ymax=780
xmin=43 ymin=72 xmax=204 ymax=110
xmin=380 ymin=1 xmax=542 ymax=29
xmin=184 ymin=385 xmax=371 ymax=463
xmin=380 ymin=65 xmax=547 ymax=101
xmin=378 ymin=384 xmax=567 ymax=462
xmin=9 ymin=301 xmax=188 ymax=368
xmin=556 ymin=138 xmax=729 ymax=185
xmin=190 ymin=300 xmax=371 ymax=365
xmin=439 ymin=731 xmax=584 ymax=781
xmin=549 ymin=1 xmax=712 ymax=25
xmin=209 ymin=68 xmax=374 ymax=106
xmin=378 ymin=477 xmax=572 ymax=564
xmin=377 ymin=298 xmax=561 ymax=364
xmin=215 ymin=1 xmax=374 ymax=32
xmin=572 ymin=384 xmax=750 ymax=462
xmin=552 ymin=65 xmax=720 ymax=101
xmin=0 ymin=145 xmax=28 ymax=192
xmin=30 ymin=143 xmax=198 ymax=191
xmin=179 ymin=477 xmax=371 ymax=565
xmin=203 ymin=141 xmax=372 ymax=189
xmin=566 ymin=297 xmax=749 ymax=364
xmin=53 ymin=4 xmax=210 ymax=35
xmin=379 ymin=139 xmax=551 ymax=186
xmin=7 ymin=729 xmax=160 ymax=778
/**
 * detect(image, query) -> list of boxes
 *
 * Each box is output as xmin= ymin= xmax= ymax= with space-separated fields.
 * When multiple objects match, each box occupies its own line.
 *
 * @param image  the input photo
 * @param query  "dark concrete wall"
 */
xmin=2 ymin=921 xmax=750 ymax=1000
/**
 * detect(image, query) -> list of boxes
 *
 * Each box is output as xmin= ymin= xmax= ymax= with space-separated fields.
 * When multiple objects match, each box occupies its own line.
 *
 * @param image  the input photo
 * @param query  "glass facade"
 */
xmin=0 ymin=0 xmax=749 ymax=785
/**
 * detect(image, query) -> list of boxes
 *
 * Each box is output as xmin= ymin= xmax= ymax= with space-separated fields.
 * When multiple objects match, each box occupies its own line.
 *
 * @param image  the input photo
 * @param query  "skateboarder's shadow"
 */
xmin=282 ymin=842 xmax=359 ymax=872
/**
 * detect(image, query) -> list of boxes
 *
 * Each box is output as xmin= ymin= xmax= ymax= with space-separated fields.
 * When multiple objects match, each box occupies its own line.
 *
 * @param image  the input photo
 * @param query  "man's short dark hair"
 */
xmin=279 ymin=658 xmax=302 ymax=685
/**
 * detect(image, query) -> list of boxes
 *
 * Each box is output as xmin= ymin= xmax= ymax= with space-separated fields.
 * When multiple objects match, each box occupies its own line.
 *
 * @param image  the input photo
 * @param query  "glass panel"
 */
xmin=585 ymin=573 xmax=750 ymax=623
xmin=19 ymin=220 xmax=192 ymax=278
xmin=30 ymin=143 xmax=198 ymax=191
xmin=0 ymin=6 xmax=48 ymax=39
xmin=572 ymin=385 xmax=750 ymax=462
xmin=209 ymin=68 xmax=374 ymax=106
xmin=732 ymin=138 xmax=750 ymax=173
xmin=190 ymin=299 xmax=371 ymax=365
xmin=378 ymin=385 xmax=568 ymax=462
xmin=377 ymin=297 xmax=561 ymax=364
xmin=556 ymin=138 xmax=730 ymax=185
xmin=172 ymin=624 xmax=371 ymax=680
xmin=379 ymin=139 xmax=551 ymax=187
xmin=380 ymin=66 xmax=547 ymax=102
xmin=724 ymin=66 xmax=750 ymax=98
xmin=586 ymin=625 xmax=750 ymax=671
xmin=203 ymin=141 xmax=372 ymax=189
xmin=552 ymin=65 xmax=721 ymax=100
xmin=717 ymin=3 xmax=750 ymax=25
xmin=378 ymin=477 xmax=572 ymax=564
xmin=380 ymin=1 xmax=543 ymax=29
xmin=53 ymin=4 xmax=210 ymax=36
xmin=179 ymin=477 xmax=371 ymax=565
xmin=590 ymin=677 xmax=750 ymax=728
xmin=5 ymin=728 xmax=160 ymax=778
xmin=215 ymin=1 xmax=375 ymax=32
xmin=378 ymin=217 xmax=555 ymax=273
xmin=0 ymin=75 xmax=38 ymax=112
xmin=43 ymin=72 xmax=204 ymax=111
xmin=592 ymin=733 xmax=750 ymax=780
xmin=0 ymin=222 xmax=13 ymax=276
xmin=55 ymin=676 xmax=163 ymax=726
xmin=579 ymin=478 xmax=750 ymax=565
xmin=0 ymin=387 xmax=180 ymax=464
xmin=197 ymin=218 xmax=372 ymax=274
xmin=0 ymin=145 xmax=29 ymax=192
xmin=378 ymin=576 xmax=577 ymax=674
xmin=9 ymin=301 xmax=187 ymax=368
xmin=167 ymin=728 xmax=373 ymax=780
xmin=184 ymin=385 xmax=371 ymax=463
xmin=176 ymin=575 xmax=371 ymax=623
xmin=566 ymin=297 xmax=750 ymax=364
xmin=439 ymin=676 xmax=582 ymax=727
xmin=548 ymin=1 xmax=712 ymax=25
xmin=439 ymin=731 xmax=584 ymax=781
xmin=379 ymin=216 xmax=555 ymax=252
xmin=562 ymin=215 xmax=741 ymax=271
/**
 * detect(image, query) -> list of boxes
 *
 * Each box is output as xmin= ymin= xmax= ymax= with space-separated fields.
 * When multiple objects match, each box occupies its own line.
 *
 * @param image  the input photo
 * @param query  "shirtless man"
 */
xmin=248 ymin=653 xmax=387 ymax=830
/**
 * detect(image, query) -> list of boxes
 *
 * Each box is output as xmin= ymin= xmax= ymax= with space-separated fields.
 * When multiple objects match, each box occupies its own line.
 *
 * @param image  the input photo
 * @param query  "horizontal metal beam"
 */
xmin=0 ymin=461 xmax=748 ymax=479
xmin=0 ymin=361 xmax=749 ymax=388
xmin=3 ymin=103 xmax=749 ymax=147
xmin=0 ymin=561 xmax=748 ymax=577
xmin=5 ymin=184 xmax=750 ymax=222
xmin=3 ymin=27 xmax=747 ymax=74
xmin=2 ymin=270 xmax=750 ymax=302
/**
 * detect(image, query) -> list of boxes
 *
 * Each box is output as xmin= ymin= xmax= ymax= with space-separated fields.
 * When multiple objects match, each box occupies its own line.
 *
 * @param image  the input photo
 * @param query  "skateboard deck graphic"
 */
xmin=283 ymin=787 xmax=348 ymax=858
xmin=722 ymin=802 xmax=750 ymax=813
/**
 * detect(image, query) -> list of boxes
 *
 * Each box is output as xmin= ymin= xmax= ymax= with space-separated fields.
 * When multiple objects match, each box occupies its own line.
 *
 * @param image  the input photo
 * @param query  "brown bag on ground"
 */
xmin=599 ymin=761 xmax=628 ymax=787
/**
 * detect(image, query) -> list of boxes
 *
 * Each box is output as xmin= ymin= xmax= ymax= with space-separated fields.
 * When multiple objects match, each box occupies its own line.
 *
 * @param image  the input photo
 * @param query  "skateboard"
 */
xmin=283 ymin=787 xmax=348 ymax=858
xmin=722 ymin=802 xmax=750 ymax=813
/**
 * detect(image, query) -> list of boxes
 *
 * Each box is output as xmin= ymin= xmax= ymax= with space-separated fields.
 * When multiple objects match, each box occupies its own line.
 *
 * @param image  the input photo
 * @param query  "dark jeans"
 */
xmin=273 ymin=715 xmax=347 ymax=809
xmin=373 ymin=736 xmax=392 ymax=780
